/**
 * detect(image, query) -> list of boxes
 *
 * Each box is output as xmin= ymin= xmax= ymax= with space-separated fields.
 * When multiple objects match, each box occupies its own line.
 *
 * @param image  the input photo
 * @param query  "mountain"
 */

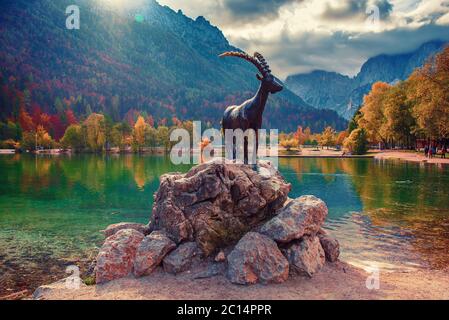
xmin=0 ymin=0 xmax=347 ymax=136
xmin=285 ymin=40 xmax=448 ymax=119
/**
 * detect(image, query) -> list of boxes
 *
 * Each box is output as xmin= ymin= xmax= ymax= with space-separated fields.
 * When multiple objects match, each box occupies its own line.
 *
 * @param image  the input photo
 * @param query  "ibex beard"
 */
xmin=169 ymin=121 xmax=279 ymax=167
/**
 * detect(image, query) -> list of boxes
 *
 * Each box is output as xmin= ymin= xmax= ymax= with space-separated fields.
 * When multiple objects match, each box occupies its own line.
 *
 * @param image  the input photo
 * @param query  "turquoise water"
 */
xmin=1 ymin=154 xmax=449 ymax=295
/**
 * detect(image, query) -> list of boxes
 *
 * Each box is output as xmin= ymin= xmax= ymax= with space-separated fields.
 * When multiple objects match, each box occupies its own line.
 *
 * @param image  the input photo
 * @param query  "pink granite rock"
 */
xmin=95 ymin=229 xmax=144 ymax=283
xmin=226 ymin=232 xmax=289 ymax=284
xmin=101 ymin=222 xmax=150 ymax=238
xmin=282 ymin=236 xmax=325 ymax=277
xmin=133 ymin=231 xmax=176 ymax=277
xmin=260 ymin=195 xmax=328 ymax=243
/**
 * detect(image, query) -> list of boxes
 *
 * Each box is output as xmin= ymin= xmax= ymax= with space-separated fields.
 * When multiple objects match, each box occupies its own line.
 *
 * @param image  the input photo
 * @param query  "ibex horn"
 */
xmin=219 ymin=51 xmax=268 ymax=77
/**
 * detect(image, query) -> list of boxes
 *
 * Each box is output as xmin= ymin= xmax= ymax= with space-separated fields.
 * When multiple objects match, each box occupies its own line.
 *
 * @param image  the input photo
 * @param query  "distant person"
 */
xmin=431 ymin=146 xmax=436 ymax=158
xmin=424 ymin=145 xmax=429 ymax=157
xmin=442 ymin=146 xmax=447 ymax=159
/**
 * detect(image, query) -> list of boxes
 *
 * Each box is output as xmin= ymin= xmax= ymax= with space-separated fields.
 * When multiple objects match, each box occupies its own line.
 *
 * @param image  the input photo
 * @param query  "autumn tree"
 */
xmin=358 ymin=82 xmax=391 ymax=146
xmin=83 ymin=113 xmax=106 ymax=152
xmin=133 ymin=116 xmax=147 ymax=152
xmin=36 ymin=125 xmax=54 ymax=149
xmin=407 ymin=46 xmax=449 ymax=139
xmin=336 ymin=131 xmax=348 ymax=146
xmin=319 ymin=126 xmax=336 ymax=149
xmin=294 ymin=126 xmax=308 ymax=146
xmin=383 ymin=83 xmax=415 ymax=148
xmin=280 ymin=137 xmax=299 ymax=151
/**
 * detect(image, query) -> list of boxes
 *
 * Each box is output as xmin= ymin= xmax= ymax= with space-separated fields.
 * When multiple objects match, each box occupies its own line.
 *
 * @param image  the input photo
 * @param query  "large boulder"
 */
xmin=150 ymin=160 xmax=291 ymax=256
xmin=133 ymin=231 xmax=176 ymax=277
xmin=163 ymin=242 xmax=201 ymax=274
xmin=101 ymin=222 xmax=150 ymax=238
xmin=282 ymin=236 xmax=325 ymax=277
xmin=260 ymin=195 xmax=328 ymax=243
xmin=226 ymin=232 xmax=289 ymax=285
xmin=318 ymin=229 xmax=340 ymax=262
xmin=95 ymin=229 xmax=144 ymax=283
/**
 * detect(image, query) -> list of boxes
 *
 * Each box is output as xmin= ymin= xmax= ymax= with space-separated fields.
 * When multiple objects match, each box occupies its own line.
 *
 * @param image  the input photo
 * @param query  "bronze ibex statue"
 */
xmin=220 ymin=51 xmax=283 ymax=164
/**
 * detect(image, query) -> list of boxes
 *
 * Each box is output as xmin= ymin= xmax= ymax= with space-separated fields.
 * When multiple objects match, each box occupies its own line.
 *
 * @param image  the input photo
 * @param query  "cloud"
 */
xmin=321 ymin=0 xmax=393 ymax=21
xmin=231 ymin=23 xmax=449 ymax=78
xmin=221 ymin=0 xmax=302 ymax=20
xmin=158 ymin=0 xmax=449 ymax=77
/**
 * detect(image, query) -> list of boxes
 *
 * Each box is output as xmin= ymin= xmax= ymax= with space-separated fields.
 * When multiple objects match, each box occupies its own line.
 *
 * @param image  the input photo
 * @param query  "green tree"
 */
xmin=156 ymin=126 xmax=170 ymax=151
xmin=344 ymin=128 xmax=368 ymax=155
xmin=83 ymin=113 xmax=105 ymax=152
xmin=61 ymin=124 xmax=84 ymax=152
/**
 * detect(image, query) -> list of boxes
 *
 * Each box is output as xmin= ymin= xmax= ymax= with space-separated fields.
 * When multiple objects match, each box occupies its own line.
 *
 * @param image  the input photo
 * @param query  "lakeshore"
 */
xmin=374 ymin=151 xmax=449 ymax=165
xmin=30 ymin=262 xmax=449 ymax=300
xmin=1 ymin=154 xmax=449 ymax=299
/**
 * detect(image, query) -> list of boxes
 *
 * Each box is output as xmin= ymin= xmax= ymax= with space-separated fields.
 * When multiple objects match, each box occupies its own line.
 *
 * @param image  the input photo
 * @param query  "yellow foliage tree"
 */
xmin=358 ymin=82 xmax=391 ymax=145
xmin=319 ymin=126 xmax=336 ymax=149
xmin=408 ymin=46 xmax=449 ymax=139
xmin=83 ymin=113 xmax=105 ymax=152
xmin=133 ymin=116 xmax=147 ymax=151
xmin=36 ymin=125 xmax=53 ymax=149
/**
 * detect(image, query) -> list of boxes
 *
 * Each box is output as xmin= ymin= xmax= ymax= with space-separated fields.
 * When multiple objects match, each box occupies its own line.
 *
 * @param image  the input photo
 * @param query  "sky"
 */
xmin=158 ymin=0 xmax=449 ymax=79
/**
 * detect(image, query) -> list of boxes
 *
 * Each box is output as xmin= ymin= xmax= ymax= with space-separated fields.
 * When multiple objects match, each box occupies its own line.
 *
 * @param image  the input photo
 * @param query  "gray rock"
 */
xmin=260 ymin=195 xmax=328 ymax=243
xmin=150 ymin=159 xmax=291 ymax=256
xmin=318 ymin=229 xmax=340 ymax=262
xmin=95 ymin=229 xmax=144 ymax=284
xmin=133 ymin=231 xmax=176 ymax=277
xmin=282 ymin=236 xmax=325 ymax=277
xmin=226 ymin=232 xmax=289 ymax=285
xmin=192 ymin=262 xmax=226 ymax=279
xmin=163 ymin=242 xmax=200 ymax=274
xmin=33 ymin=278 xmax=87 ymax=300
xmin=101 ymin=222 xmax=150 ymax=238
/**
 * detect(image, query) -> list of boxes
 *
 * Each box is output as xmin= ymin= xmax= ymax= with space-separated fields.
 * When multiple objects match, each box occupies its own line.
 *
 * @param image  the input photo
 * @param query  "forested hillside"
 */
xmin=0 ymin=0 xmax=346 ymax=145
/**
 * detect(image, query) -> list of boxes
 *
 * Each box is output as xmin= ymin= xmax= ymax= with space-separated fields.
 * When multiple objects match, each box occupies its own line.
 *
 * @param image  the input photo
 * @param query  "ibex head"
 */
xmin=219 ymin=51 xmax=283 ymax=94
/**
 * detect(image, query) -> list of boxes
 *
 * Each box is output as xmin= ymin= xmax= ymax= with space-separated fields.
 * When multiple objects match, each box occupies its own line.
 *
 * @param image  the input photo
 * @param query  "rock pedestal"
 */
xmin=94 ymin=160 xmax=340 ymax=285
xmin=150 ymin=160 xmax=291 ymax=256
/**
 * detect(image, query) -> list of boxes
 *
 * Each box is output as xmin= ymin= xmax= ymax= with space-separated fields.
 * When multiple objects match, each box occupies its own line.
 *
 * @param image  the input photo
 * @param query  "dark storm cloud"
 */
xmin=321 ymin=0 xmax=393 ymax=21
xmin=221 ymin=0 xmax=302 ymax=20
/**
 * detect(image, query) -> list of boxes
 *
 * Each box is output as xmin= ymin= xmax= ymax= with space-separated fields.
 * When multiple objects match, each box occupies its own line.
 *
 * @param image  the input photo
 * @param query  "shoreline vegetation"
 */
xmin=4 ymin=148 xmax=449 ymax=166
xmin=1 ymin=45 xmax=448 ymax=161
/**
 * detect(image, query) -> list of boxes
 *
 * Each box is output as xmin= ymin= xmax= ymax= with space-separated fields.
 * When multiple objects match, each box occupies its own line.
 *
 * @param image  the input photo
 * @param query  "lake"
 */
xmin=1 ymin=154 xmax=449 ymax=295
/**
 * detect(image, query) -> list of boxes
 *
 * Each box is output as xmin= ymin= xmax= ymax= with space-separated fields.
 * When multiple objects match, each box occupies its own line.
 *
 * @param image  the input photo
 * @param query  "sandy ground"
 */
xmin=374 ymin=151 xmax=449 ymax=165
xmin=278 ymin=148 xmax=372 ymax=157
xmin=31 ymin=262 xmax=449 ymax=300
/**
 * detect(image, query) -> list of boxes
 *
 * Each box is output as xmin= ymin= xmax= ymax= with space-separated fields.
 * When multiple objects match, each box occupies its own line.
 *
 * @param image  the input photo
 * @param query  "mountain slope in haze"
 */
xmin=0 ymin=0 xmax=347 ymax=134
xmin=285 ymin=40 xmax=448 ymax=119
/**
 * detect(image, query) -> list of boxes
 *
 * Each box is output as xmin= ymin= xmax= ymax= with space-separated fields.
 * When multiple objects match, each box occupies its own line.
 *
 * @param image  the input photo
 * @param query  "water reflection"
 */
xmin=279 ymin=157 xmax=449 ymax=270
xmin=0 ymin=155 xmax=448 ymax=295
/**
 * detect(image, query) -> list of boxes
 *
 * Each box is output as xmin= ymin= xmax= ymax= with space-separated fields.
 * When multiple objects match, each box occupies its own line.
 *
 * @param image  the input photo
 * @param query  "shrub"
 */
xmin=344 ymin=128 xmax=368 ymax=155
